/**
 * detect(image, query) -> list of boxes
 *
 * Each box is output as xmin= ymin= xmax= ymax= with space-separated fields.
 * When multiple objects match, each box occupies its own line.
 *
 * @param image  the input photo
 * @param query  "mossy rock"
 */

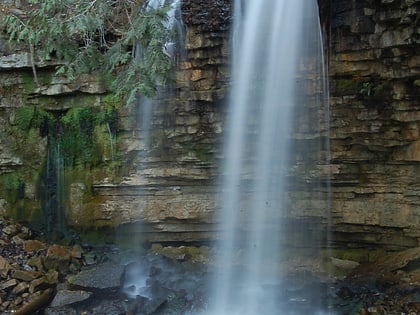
xmin=181 ymin=143 xmax=214 ymax=162
xmin=322 ymin=248 xmax=385 ymax=263
xmin=150 ymin=244 xmax=212 ymax=264
xmin=75 ymin=228 xmax=117 ymax=246
xmin=333 ymin=78 xmax=363 ymax=95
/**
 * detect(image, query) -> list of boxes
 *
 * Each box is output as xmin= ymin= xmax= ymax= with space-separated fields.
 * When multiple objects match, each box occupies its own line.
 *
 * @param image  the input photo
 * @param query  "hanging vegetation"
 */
xmin=3 ymin=0 xmax=175 ymax=101
xmin=15 ymin=105 xmax=118 ymax=168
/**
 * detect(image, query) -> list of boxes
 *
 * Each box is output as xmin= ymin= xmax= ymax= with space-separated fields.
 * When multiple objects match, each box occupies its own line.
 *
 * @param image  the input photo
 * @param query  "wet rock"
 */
xmin=29 ymin=276 xmax=54 ymax=294
xmin=0 ymin=256 xmax=11 ymax=278
xmin=331 ymin=257 xmax=360 ymax=272
xmin=83 ymin=252 xmax=98 ymax=265
xmin=12 ymin=282 xmax=29 ymax=295
xmin=11 ymin=234 xmax=24 ymax=245
xmin=12 ymin=269 xmax=42 ymax=282
xmin=336 ymin=286 xmax=355 ymax=299
xmin=84 ymin=298 xmax=127 ymax=315
xmin=26 ymin=256 xmax=45 ymax=272
xmin=44 ymin=245 xmax=72 ymax=275
xmin=351 ymin=247 xmax=420 ymax=276
xmin=14 ymin=287 xmax=55 ymax=315
xmin=68 ymin=261 xmax=124 ymax=292
xmin=121 ymin=253 xmax=210 ymax=314
xmin=0 ymin=278 xmax=18 ymax=290
xmin=136 ymin=295 xmax=168 ymax=315
xmin=19 ymin=226 xmax=32 ymax=239
xmin=49 ymin=289 xmax=92 ymax=308
xmin=70 ymin=245 xmax=83 ymax=260
xmin=24 ymin=239 xmax=48 ymax=253
xmin=0 ymin=217 xmax=85 ymax=314
xmin=2 ymin=224 xmax=18 ymax=236
xmin=44 ymin=307 xmax=78 ymax=315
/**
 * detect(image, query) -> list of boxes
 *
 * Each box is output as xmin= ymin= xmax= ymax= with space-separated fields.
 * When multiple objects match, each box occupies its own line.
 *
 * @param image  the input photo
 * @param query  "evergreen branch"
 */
xmin=2 ymin=0 xmax=175 ymax=101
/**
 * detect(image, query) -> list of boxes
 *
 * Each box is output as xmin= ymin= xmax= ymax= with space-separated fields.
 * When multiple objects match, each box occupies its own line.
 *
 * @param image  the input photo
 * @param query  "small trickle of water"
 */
xmin=134 ymin=0 xmax=184 ymax=153
xmin=121 ymin=0 xmax=185 ymax=299
xmin=41 ymin=140 xmax=67 ymax=238
xmin=144 ymin=0 xmax=185 ymax=60
xmin=208 ymin=0 xmax=329 ymax=314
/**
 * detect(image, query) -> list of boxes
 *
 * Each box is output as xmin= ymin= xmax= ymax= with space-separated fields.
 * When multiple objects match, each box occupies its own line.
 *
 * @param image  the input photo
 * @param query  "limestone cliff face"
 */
xmin=326 ymin=0 xmax=420 ymax=248
xmin=86 ymin=0 xmax=232 ymax=242
xmin=0 ymin=0 xmax=418 ymax=249
xmin=0 ymin=0 xmax=232 ymax=242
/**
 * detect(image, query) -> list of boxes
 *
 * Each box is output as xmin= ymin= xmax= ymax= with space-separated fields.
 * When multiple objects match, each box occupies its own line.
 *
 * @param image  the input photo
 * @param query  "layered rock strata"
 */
xmin=0 ymin=0 xmax=418 ymax=249
xmin=327 ymin=0 xmax=420 ymax=249
xmin=86 ymin=0 xmax=231 ymax=242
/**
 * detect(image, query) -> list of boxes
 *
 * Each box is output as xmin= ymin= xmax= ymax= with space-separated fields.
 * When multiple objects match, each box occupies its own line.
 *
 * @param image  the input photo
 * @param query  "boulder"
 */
xmin=24 ymin=240 xmax=47 ymax=253
xmin=0 ymin=256 xmax=11 ymax=278
xmin=67 ymin=261 xmax=124 ymax=292
xmin=14 ymin=288 xmax=55 ymax=315
xmin=49 ymin=289 xmax=92 ymax=308
xmin=44 ymin=245 xmax=72 ymax=275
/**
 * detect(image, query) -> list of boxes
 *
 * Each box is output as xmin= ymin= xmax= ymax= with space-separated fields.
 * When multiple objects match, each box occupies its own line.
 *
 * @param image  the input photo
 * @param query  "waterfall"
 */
xmin=40 ymin=138 xmax=67 ymax=239
xmin=145 ymin=0 xmax=185 ymax=60
xmin=207 ymin=1 xmax=330 ymax=314
xmin=135 ymin=0 xmax=184 ymax=153
xmin=121 ymin=0 xmax=185 ymax=299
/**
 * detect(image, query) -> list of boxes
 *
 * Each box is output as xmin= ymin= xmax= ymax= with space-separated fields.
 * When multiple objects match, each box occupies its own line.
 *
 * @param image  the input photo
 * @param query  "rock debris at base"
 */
xmin=2 ymin=216 xmax=420 ymax=314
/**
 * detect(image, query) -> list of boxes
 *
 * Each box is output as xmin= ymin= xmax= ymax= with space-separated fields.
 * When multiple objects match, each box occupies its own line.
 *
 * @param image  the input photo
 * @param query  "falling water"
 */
xmin=40 ymin=140 xmax=66 ymax=239
xmin=135 ymin=0 xmax=184 ymax=154
xmin=122 ymin=0 xmax=185 ymax=299
xmin=145 ymin=0 xmax=185 ymax=60
xmin=208 ymin=1 xmax=329 ymax=314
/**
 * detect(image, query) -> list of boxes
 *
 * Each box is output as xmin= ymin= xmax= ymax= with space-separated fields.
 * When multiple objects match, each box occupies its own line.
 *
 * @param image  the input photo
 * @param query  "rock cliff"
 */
xmin=327 ymin=0 xmax=420 ymax=249
xmin=0 ymin=0 xmax=418 ymax=249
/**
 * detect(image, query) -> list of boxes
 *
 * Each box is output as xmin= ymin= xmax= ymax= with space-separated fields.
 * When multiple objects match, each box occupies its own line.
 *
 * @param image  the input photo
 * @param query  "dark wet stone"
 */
xmin=68 ymin=261 xmax=124 ymax=292
xmin=15 ymin=288 xmax=55 ymax=315
xmin=336 ymin=286 xmax=355 ymax=299
xmin=49 ymin=290 xmax=92 ymax=308
xmin=12 ymin=269 xmax=42 ymax=281
xmin=44 ymin=245 xmax=72 ymax=275
xmin=44 ymin=307 xmax=78 ymax=315
xmin=83 ymin=252 xmax=98 ymax=266
xmin=87 ymin=299 xmax=127 ymax=315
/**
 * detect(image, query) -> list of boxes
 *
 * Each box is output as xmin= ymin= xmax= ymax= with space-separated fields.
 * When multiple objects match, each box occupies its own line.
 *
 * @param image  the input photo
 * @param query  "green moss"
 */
xmin=14 ymin=105 xmax=119 ymax=169
xmin=6 ymin=200 xmax=44 ymax=227
xmin=77 ymin=229 xmax=116 ymax=246
xmin=0 ymin=173 xmax=25 ymax=203
xmin=319 ymin=248 xmax=388 ymax=278
xmin=5 ymin=90 xmax=124 ymax=236
xmin=15 ymin=106 xmax=55 ymax=131
xmin=101 ymin=93 xmax=122 ymax=108
xmin=359 ymin=80 xmax=389 ymax=100
xmin=334 ymin=76 xmax=390 ymax=101
xmin=334 ymin=78 xmax=363 ymax=95
xmin=38 ymin=72 xmax=52 ymax=86
xmin=150 ymin=245 xmax=212 ymax=263
xmin=321 ymin=248 xmax=387 ymax=264
xmin=194 ymin=144 xmax=214 ymax=162
xmin=182 ymin=143 xmax=214 ymax=162
xmin=6 ymin=104 xmax=122 ymax=231
xmin=57 ymin=106 xmax=119 ymax=167
xmin=0 ymin=171 xmax=44 ymax=226
xmin=21 ymin=72 xmax=52 ymax=93
xmin=15 ymin=107 xmax=35 ymax=130
xmin=22 ymin=73 xmax=37 ymax=93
